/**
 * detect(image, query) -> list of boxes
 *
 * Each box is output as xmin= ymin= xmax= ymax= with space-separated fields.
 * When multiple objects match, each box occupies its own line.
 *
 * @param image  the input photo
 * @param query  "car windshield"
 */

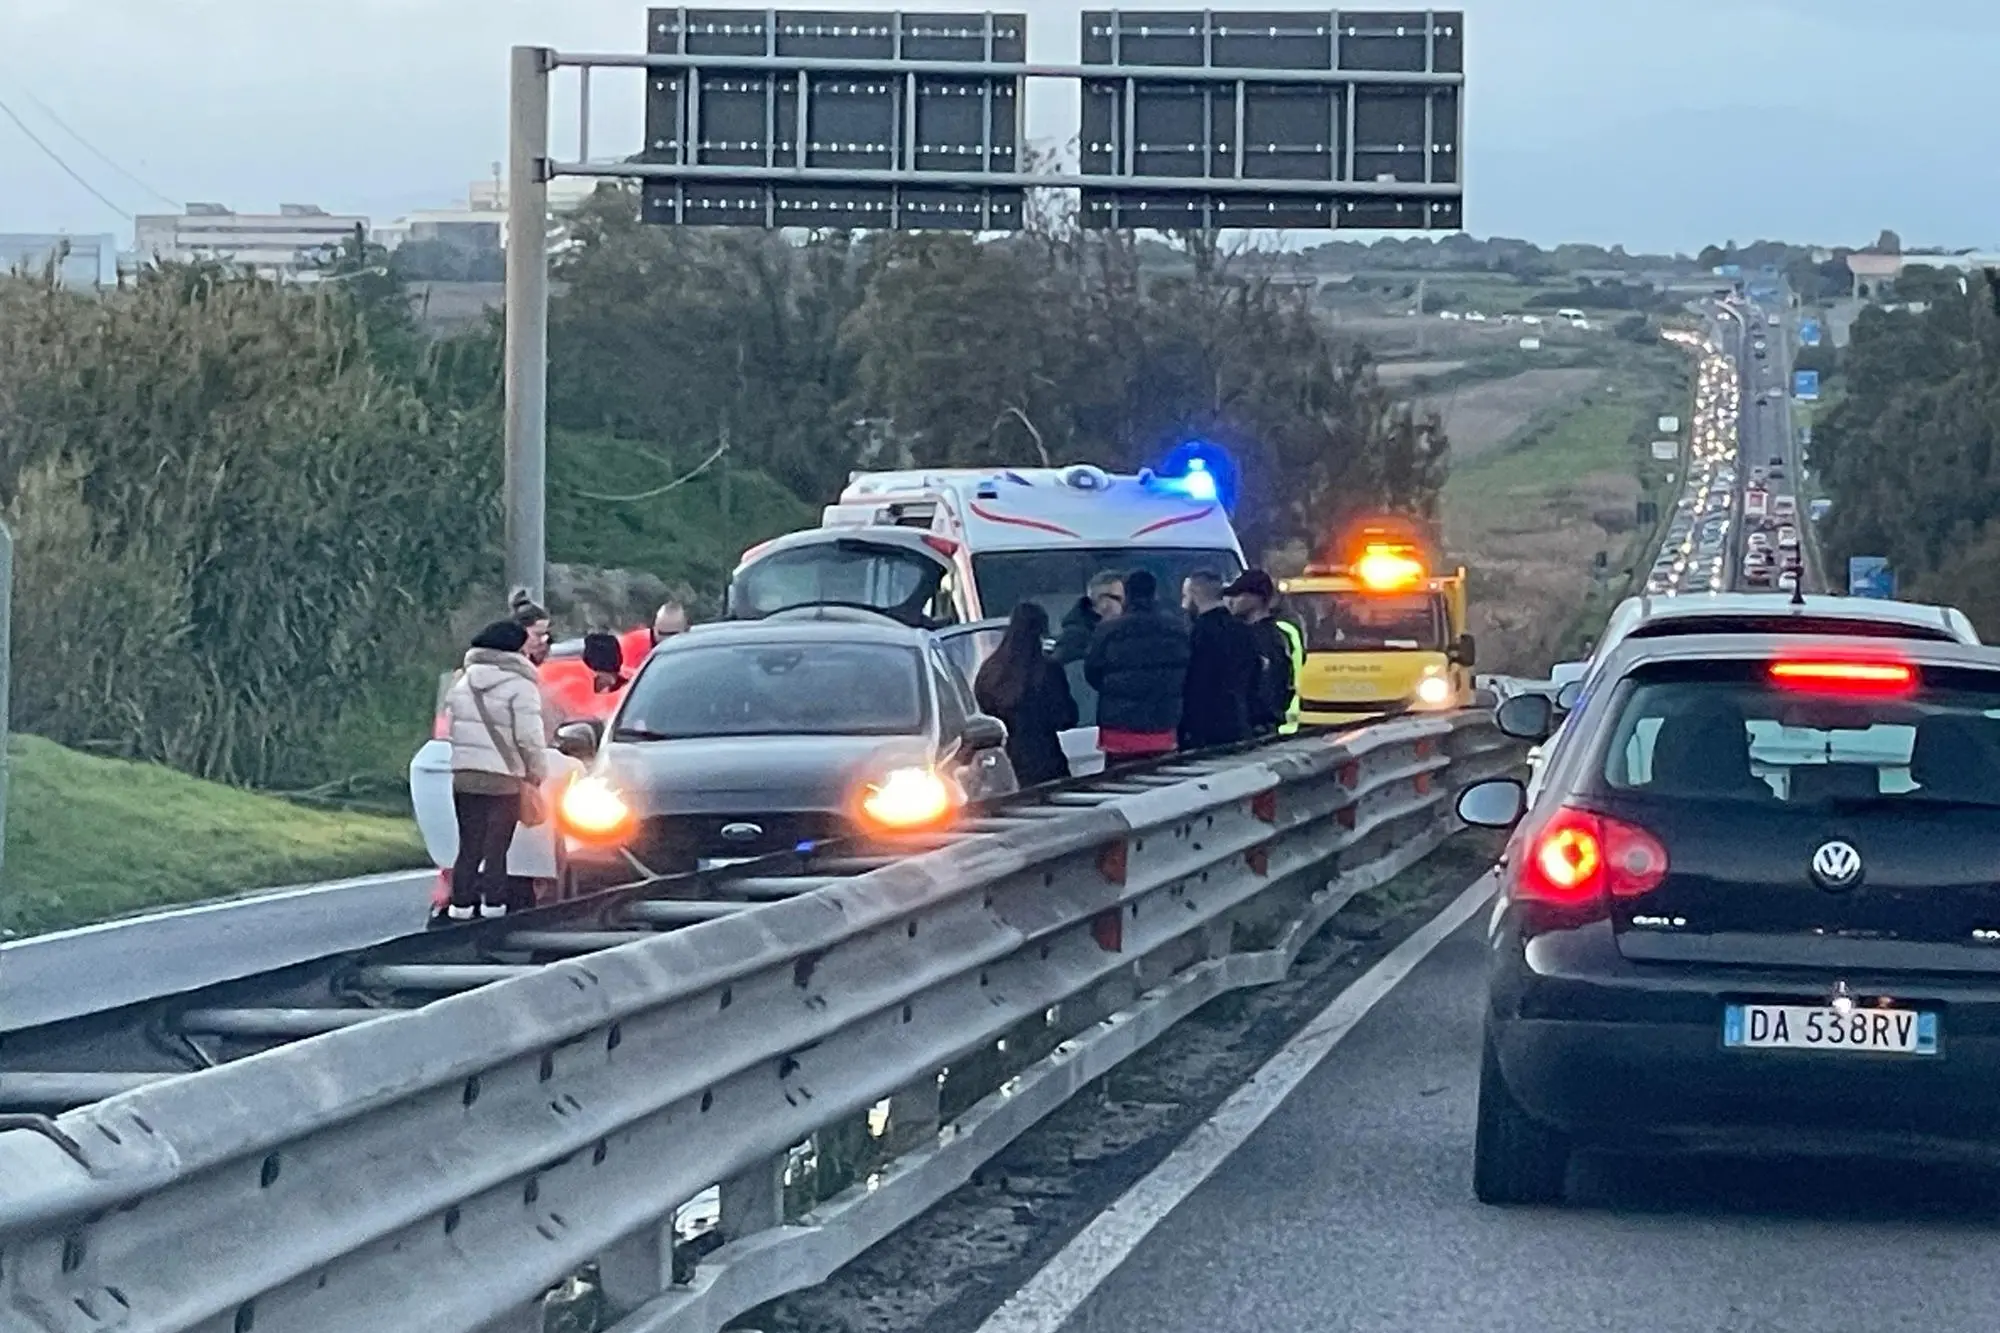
xmin=728 ymin=541 xmax=957 ymax=627
xmin=614 ymin=641 xmax=927 ymax=739
xmin=970 ymin=546 xmax=1242 ymax=623
xmin=1595 ymin=662 xmax=2000 ymax=809
xmin=1290 ymin=590 xmax=1447 ymax=652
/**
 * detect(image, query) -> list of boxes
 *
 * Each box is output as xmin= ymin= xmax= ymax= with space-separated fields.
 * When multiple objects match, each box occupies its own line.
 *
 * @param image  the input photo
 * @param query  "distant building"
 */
xmin=374 ymin=176 xmax=599 ymax=255
xmin=132 ymin=203 xmax=367 ymax=277
xmin=0 ymin=233 xmax=115 ymax=287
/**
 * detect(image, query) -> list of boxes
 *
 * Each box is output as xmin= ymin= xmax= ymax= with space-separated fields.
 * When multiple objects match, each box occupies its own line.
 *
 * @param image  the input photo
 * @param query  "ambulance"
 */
xmin=729 ymin=462 xmax=1246 ymax=625
xmin=727 ymin=460 xmax=1248 ymax=773
xmin=1277 ymin=517 xmax=1476 ymax=726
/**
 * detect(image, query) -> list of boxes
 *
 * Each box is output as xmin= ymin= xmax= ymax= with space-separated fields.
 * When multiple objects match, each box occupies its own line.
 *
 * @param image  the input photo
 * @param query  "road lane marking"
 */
xmin=972 ymin=871 xmax=1496 ymax=1333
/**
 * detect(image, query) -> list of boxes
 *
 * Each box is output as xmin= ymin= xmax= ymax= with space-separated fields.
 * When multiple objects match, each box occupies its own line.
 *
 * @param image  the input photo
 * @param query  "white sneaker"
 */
xmin=446 ymin=904 xmax=476 ymax=922
xmin=480 ymin=902 xmax=509 ymax=918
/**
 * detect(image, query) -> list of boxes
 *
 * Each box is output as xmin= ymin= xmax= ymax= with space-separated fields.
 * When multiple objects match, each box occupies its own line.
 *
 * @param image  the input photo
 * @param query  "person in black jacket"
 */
xmin=973 ymin=602 xmax=1078 ymax=786
xmin=1179 ymin=570 xmax=1261 ymax=749
xmin=1052 ymin=570 xmax=1126 ymax=665
xmin=1084 ymin=570 xmax=1190 ymax=760
xmin=1225 ymin=569 xmax=1296 ymax=736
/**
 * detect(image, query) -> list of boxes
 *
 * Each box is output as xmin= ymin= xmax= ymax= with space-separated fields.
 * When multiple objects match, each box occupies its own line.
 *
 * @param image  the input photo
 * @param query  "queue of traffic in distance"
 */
xmin=1456 ymin=625 xmax=2000 ymax=1205
xmin=1647 ymin=334 xmax=1738 ymax=597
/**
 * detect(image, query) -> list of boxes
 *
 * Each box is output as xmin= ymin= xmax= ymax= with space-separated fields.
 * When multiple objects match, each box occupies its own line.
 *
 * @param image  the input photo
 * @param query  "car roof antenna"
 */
xmin=1790 ymin=570 xmax=1806 ymax=606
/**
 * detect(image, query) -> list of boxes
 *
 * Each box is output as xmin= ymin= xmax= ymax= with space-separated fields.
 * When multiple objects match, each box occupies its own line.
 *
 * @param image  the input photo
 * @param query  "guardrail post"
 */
xmin=886 ymin=1074 xmax=942 ymax=1153
xmin=597 ymin=1222 xmax=672 ymax=1312
xmin=720 ymin=1152 xmax=786 ymax=1239
xmin=1198 ymin=916 xmax=1234 ymax=960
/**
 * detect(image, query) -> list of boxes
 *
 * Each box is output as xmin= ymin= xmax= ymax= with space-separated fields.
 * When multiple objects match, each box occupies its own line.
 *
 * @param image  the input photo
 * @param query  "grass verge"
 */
xmin=1443 ymin=343 xmax=1691 ymax=674
xmin=2 ymin=735 xmax=427 ymax=937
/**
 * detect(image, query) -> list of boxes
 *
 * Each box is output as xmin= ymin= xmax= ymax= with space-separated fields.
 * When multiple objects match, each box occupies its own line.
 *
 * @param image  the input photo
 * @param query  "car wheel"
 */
xmin=1473 ymin=1031 xmax=1570 ymax=1206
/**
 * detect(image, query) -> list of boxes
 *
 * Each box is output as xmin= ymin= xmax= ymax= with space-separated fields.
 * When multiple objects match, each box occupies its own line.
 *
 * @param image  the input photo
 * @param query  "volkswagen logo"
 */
xmin=1810 ymin=839 xmax=1863 ymax=891
xmin=719 ymin=822 xmax=764 ymax=843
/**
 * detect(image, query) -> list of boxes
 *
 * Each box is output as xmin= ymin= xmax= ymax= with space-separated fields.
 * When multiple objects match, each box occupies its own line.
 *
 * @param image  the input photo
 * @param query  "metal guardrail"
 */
xmin=0 ymin=712 xmax=1519 ymax=1333
xmin=0 ymin=869 xmax=434 ymax=1034
xmin=0 ymin=738 xmax=1303 ymax=1115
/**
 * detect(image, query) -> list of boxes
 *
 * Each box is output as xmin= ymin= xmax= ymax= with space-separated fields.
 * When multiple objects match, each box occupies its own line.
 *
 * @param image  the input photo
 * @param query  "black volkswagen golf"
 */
xmin=1458 ymin=632 xmax=2000 ymax=1204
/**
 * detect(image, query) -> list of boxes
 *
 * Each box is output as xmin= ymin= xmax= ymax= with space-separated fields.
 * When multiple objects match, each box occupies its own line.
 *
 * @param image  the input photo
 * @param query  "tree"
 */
xmin=1615 ymin=313 xmax=1653 ymax=342
xmin=1813 ymin=268 xmax=2000 ymax=623
xmin=0 ymin=265 xmax=498 ymax=785
xmin=547 ymin=187 xmax=867 ymax=500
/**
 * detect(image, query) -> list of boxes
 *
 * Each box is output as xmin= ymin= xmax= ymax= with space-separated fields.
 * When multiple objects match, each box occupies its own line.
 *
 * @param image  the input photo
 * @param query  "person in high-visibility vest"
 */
xmin=1224 ymin=570 xmax=1303 ymax=737
xmin=1273 ymin=614 xmax=1305 ymax=735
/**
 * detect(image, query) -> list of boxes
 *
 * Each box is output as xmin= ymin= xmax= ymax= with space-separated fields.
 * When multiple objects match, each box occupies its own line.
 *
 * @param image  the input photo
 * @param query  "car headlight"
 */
xmin=1414 ymin=671 xmax=1453 ymax=707
xmin=560 ymin=774 xmax=637 ymax=843
xmin=860 ymin=767 xmax=956 ymax=830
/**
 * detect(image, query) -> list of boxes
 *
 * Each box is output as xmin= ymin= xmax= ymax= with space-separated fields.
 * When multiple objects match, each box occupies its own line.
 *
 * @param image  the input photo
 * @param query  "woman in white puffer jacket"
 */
xmin=442 ymin=620 xmax=548 ymax=920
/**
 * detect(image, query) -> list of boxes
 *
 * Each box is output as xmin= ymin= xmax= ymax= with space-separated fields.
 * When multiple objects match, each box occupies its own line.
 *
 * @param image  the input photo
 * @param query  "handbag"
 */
xmin=466 ymin=679 xmax=548 ymax=828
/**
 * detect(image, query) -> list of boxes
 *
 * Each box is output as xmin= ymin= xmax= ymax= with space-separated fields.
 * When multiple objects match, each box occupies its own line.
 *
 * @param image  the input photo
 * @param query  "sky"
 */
xmin=4 ymin=0 xmax=1998 ymax=255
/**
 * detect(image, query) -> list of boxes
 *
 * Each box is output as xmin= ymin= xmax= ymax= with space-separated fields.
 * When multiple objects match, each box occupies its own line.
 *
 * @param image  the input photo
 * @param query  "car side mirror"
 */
xmin=962 ymin=714 xmax=1008 ymax=751
xmin=1457 ymin=778 xmax=1528 ymax=829
xmin=1556 ymin=680 xmax=1584 ymax=712
xmin=1494 ymin=693 xmax=1555 ymax=742
xmin=554 ymin=720 xmax=602 ymax=761
xmin=1449 ymin=633 xmax=1476 ymax=667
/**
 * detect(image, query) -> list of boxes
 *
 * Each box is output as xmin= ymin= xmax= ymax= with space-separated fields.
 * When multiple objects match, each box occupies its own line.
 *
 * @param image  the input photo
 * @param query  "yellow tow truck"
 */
xmin=1278 ymin=517 xmax=1476 ymax=726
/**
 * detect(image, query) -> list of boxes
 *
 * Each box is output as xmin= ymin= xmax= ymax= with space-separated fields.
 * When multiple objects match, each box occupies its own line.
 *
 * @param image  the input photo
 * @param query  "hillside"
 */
xmin=548 ymin=428 xmax=818 ymax=612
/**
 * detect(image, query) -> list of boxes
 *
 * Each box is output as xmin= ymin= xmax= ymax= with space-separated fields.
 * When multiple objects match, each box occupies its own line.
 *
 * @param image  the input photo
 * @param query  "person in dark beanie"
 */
xmin=1224 ymin=569 xmax=1300 ymax=736
xmin=582 ymin=631 xmax=629 ymax=695
xmin=440 ymin=619 xmax=548 ymax=920
xmin=974 ymin=601 xmax=1077 ymax=786
xmin=1084 ymin=569 xmax=1189 ymax=761
xmin=545 ymin=631 xmax=635 ymax=731
xmin=1178 ymin=571 xmax=1259 ymax=749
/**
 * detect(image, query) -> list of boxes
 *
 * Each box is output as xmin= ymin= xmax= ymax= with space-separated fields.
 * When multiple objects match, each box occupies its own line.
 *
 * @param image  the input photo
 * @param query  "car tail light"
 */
xmin=1769 ymin=658 xmax=1914 ymax=695
xmin=1516 ymin=806 xmax=1668 ymax=910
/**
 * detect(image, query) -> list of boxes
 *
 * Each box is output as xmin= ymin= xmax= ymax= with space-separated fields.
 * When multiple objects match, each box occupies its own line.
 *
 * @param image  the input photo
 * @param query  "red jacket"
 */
xmin=618 ymin=626 xmax=654 ymax=671
xmin=540 ymin=626 xmax=651 ymax=728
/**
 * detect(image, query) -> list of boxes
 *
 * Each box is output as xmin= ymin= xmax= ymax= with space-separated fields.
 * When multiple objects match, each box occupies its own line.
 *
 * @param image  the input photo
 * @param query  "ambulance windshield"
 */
xmin=972 ymin=547 xmax=1244 ymax=623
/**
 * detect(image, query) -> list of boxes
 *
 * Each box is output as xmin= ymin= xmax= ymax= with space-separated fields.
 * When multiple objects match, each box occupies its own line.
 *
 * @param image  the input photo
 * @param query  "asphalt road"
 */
xmin=1733 ymin=290 xmax=1819 ymax=595
xmin=0 ymin=868 xmax=433 ymax=1032
xmin=1035 ymin=904 xmax=2000 ymax=1333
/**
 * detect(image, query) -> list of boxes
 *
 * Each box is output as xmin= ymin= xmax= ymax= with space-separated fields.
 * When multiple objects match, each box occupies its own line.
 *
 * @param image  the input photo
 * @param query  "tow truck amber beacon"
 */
xmin=1279 ymin=515 xmax=1476 ymax=726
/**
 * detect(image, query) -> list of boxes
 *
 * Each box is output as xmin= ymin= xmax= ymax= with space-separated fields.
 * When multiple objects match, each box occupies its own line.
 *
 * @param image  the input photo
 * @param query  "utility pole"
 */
xmin=503 ymin=46 xmax=552 ymax=602
xmin=0 ymin=523 xmax=12 ymax=887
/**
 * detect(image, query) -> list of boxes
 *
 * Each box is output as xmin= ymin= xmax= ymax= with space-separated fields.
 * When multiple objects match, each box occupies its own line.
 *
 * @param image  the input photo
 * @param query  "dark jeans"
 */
xmin=452 ymin=788 xmax=520 ymax=910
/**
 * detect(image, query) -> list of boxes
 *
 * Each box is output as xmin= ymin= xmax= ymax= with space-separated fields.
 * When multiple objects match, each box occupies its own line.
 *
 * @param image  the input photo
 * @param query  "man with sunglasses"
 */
xmin=1053 ymin=571 xmax=1125 ymax=666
